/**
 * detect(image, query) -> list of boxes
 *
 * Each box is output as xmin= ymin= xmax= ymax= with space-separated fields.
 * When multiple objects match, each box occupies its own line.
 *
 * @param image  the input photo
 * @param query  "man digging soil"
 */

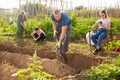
xmin=51 ymin=10 xmax=72 ymax=62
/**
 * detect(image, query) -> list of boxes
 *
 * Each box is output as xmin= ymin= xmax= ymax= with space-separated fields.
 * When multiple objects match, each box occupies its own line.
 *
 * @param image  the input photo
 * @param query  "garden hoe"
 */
xmin=53 ymin=34 xmax=66 ymax=63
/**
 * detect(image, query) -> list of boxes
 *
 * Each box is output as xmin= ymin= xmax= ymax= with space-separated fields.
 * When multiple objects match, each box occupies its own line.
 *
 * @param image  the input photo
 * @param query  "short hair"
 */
xmin=53 ymin=10 xmax=60 ymax=14
xmin=20 ymin=10 xmax=25 ymax=15
xmin=34 ymin=27 xmax=39 ymax=31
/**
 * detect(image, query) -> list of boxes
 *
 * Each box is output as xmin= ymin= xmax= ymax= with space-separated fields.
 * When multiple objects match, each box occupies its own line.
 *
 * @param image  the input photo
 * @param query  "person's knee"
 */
xmin=98 ymin=35 xmax=107 ymax=40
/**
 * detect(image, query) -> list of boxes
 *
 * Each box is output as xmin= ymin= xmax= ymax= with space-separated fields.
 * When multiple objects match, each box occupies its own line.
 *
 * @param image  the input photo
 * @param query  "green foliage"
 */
xmin=71 ymin=15 xmax=97 ymax=39
xmin=0 ymin=17 xmax=120 ymax=40
xmin=38 ymin=18 xmax=53 ymax=40
xmin=88 ymin=64 xmax=120 ymax=80
xmin=105 ymin=40 xmax=120 ymax=51
xmin=87 ymin=55 xmax=120 ymax=80
xmin=3 ymin=66 xmax=11 ymax=72
xmin=113 ymin=55 xmax=120 ymax=66
xmin=13 ymin=51 xmax=54 ymax=80
xmin=111 ymin=18 xmax=120 ymax=34
xmin=0 ymin=18 xmax=17 ymax=35
xmin=23 ymin=18 xmax=52 ymax=40
xmin=24 ymin=19 xmax=38 ymax=37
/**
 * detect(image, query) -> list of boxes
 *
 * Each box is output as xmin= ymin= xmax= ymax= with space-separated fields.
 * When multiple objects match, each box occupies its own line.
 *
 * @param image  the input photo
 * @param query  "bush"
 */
xmin=1 ymin=17 xmax=120 ymax=40
xmin=105 ymin=40 xmax=120 ymax=51
xmin=87 ymin=54 xmax=120 ymax=80
xmin=88 ymin=64 xmax=120 ymax=80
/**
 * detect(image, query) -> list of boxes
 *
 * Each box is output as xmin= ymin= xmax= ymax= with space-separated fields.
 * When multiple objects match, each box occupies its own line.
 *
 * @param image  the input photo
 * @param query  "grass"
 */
xmin=0 ymin=36 xmax=91 ymax=55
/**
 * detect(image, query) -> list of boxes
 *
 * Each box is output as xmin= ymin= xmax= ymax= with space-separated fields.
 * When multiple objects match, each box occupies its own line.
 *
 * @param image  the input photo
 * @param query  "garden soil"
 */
xmin=0 ymin=41 xmax=118 ymax=80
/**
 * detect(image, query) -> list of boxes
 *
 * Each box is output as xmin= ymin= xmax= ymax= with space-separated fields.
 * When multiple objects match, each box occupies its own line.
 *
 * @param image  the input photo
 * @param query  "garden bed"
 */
xmin=0 ymin=39 xmax=119 ymax=80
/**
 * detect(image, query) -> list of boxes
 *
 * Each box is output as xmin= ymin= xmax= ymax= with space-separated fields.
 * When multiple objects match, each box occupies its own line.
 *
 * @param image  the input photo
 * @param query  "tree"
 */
xmin=74 ymin=6 xmax=85 ymax=10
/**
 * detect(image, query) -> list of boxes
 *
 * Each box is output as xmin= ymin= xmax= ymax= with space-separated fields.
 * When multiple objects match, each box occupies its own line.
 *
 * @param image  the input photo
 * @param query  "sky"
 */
xmin=0 ymin=0 xmax=19 ymax=9
xmin=0 ymin=0 xmax=119 ymax=9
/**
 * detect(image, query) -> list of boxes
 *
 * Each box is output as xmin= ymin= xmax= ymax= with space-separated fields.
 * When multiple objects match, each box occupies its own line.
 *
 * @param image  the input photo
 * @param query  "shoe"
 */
xmin=99 ymin=47 xmax=102 ymax=51
xmin=93 ymin=48 xmax=102 ymax=55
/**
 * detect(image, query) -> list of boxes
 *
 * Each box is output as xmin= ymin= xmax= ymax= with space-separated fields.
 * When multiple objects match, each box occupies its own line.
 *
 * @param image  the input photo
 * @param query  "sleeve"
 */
xmin=17 ymin=14 xmax=22 ymax=23
xmin=62 ymin=17 xmax=68 ymax=26
xmin=61 ymin=13 xmax=71 ymax=26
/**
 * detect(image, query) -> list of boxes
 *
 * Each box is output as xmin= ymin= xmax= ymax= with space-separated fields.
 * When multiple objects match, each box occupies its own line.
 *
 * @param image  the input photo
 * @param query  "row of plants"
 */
xmin=104 ymin=40 xmax=120 ymax=51
xmin=0 ymin=16 xmax=120 ymax=40
xmin=87 ymin=55 xmax=120 ymax=80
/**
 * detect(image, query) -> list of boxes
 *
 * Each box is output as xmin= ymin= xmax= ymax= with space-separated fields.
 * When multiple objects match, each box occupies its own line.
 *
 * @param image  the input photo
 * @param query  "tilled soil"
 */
xmin=0 ymin=41 xmax=118 ymax=80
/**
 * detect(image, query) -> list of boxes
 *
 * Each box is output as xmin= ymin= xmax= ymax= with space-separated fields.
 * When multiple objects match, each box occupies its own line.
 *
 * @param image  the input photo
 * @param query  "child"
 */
xmin=31 ymin=27 xmax=46 ymax=41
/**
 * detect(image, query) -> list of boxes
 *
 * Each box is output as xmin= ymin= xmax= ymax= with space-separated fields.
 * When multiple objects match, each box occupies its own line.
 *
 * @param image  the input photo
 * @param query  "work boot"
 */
xmin=93 ymin=48 xmax=102 ymax=55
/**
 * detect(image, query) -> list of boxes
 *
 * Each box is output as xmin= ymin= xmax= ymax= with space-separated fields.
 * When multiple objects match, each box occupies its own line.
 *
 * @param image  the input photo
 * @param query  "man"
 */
xmin=51 ymin=10 xmax=72 ymax=61
xmin=17 ymin=10 xmax=28 ymax=38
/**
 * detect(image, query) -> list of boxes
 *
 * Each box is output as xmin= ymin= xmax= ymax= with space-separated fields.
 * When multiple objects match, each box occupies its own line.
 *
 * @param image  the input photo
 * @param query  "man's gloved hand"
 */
xmin=53 ymin=30 xmax=58 ymax=37
xmin=56 ymin=42 xmax=61 ymax=49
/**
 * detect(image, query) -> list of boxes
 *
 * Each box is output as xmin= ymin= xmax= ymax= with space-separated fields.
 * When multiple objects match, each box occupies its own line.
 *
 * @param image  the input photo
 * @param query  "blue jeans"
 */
xmin=91 ymin=28 xmax=107 ymax=47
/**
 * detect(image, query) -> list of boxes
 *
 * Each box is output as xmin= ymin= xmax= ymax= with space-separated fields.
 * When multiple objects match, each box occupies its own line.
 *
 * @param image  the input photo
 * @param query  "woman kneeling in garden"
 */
xmin=31 ymin=27 xmax=46 ymax=41
xmin=91 ymin=10 xmax=111 ymax=54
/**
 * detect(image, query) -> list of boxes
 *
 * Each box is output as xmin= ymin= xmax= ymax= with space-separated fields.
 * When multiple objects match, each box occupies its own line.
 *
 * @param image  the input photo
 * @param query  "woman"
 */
xmin=91 ymin=10 xmax=111 ymax=54
xmin=31 ymin=27 xmax=46 ymax=41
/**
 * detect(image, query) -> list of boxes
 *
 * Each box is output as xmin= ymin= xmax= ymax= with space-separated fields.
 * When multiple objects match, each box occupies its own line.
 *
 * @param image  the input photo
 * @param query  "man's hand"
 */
xmin=20 ymin=23 xmax=24 ymax=27
xmin=56 ymin=42 xmax=61 ymax=49
xmin=53 ymin=30 xmax=58 ymax=37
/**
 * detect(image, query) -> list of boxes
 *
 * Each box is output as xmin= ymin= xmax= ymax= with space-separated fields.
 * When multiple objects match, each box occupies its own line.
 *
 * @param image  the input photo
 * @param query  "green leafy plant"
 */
xmin=12 ymin=51 xmax=55 ymax=80
xmin=113 ymin=54 xmax=120 ymax=67
xmin=105 ymin=40 xmax=120 ymax=51
xmin=87 ymin=54 xmax=120 ymax=80
xmin=88 ymin=63 xmax=120 ymax=80
xmin=0 ymin=17 xmax=120 ymax=40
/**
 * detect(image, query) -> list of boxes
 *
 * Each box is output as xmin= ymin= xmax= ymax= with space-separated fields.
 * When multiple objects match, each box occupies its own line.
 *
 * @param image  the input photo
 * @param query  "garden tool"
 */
xmin=53 ymin=32 xmax=66 ymax=63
